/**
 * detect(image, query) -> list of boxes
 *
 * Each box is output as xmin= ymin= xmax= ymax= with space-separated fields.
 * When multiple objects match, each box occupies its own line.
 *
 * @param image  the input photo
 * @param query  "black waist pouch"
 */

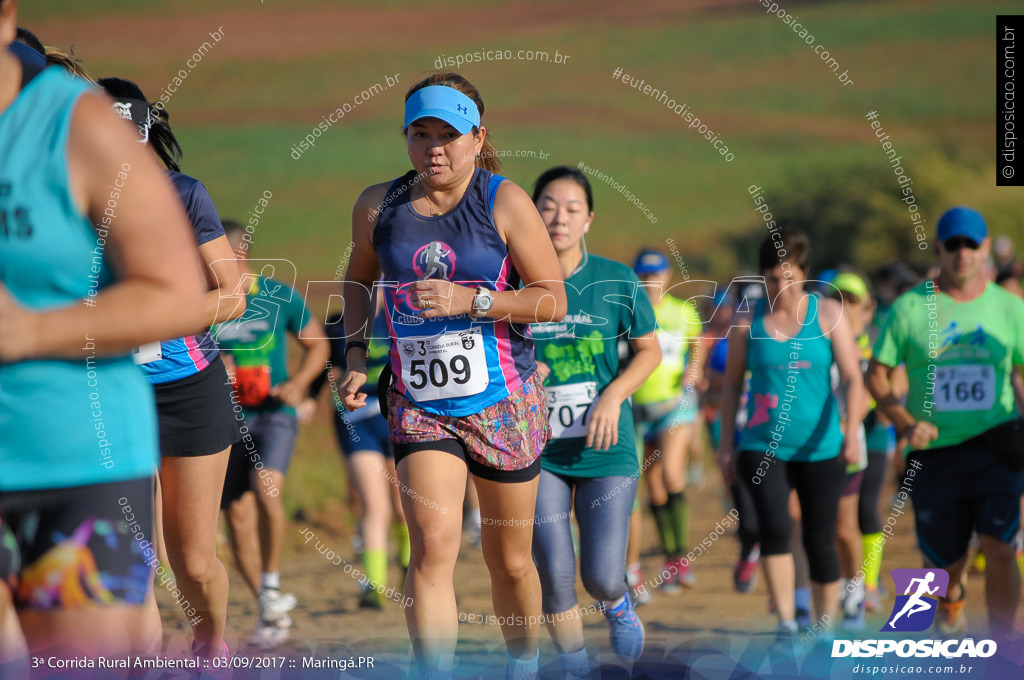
xmin=377 ymin=362 xmax=394 ymax=421
xmin=974 ymin=418 xmax=1024 ymax=471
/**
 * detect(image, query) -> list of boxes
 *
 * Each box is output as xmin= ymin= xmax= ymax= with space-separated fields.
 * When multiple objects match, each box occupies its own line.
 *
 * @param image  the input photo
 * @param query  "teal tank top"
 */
xmin=738 ymin=294 xmax=843 ymax=462
xmin=0 ymin=68 xmax=158 ymax=491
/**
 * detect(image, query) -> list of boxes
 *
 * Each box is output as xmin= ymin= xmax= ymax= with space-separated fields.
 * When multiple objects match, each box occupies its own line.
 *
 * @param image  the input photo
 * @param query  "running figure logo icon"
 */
xmin=413 ymin=241 xmax=457 ymax=280
xmin=881 ymin=568 xmax=949 ymax=632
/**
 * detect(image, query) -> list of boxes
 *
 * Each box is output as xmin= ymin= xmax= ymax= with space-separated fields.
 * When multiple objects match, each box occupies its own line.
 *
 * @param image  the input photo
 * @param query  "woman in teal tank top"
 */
xmin=717 ymin=228 xmax=866 ymax=644
xmin=0 ymin=14 xmax=206 ymax=659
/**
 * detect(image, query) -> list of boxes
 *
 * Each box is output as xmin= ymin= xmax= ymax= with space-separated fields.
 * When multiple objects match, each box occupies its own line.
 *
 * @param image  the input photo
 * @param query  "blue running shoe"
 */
xmin=603 ymin=593 xmax=645 ymax=661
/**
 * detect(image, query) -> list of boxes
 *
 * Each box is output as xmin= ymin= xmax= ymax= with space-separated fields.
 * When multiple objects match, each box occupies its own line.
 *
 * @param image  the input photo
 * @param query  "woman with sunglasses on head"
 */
xmin=339 ymin=73 xmax=565 ymax=680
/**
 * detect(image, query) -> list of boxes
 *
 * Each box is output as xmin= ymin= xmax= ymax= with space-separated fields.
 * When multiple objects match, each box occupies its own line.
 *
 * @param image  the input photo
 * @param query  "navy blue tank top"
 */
xmin=373 ymin=167 xmax=535 ymax=416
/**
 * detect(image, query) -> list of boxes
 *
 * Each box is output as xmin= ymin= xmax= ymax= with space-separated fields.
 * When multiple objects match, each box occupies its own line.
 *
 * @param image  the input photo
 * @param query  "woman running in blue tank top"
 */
xmin=98 ymin=76 xmax=246 ymax=662
xmin=717 ymin=227 xmax=867 ymax=647
xmin=0 ymin=4 xmax=206 ymax=659
xmin=340 ymin=73 xmax=566 ymax=680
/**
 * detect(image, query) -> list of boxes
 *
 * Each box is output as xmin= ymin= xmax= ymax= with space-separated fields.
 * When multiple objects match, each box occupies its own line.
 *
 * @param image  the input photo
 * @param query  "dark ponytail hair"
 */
xmin=97 ymin=77 xmax=183 ymax=173
xmin=532 ymin=166 xmax=594 ymax=212
xmin=404 ymin=72 xmax=500 ymax=173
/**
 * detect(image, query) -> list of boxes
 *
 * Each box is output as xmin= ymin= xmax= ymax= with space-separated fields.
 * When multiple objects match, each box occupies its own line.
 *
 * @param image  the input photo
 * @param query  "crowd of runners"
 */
xmin=1 ymin=5 xmax=1023 ymax=680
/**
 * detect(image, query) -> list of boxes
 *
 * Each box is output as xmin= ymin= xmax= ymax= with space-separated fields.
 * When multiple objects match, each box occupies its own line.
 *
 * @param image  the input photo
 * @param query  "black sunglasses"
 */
xmin=943 ymin=237 xmax=980 ymax=252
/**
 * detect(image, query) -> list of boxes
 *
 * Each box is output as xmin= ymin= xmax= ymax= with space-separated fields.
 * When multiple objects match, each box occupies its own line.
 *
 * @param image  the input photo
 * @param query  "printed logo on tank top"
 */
xmin=413 ymin=241 xmax=457 ymax=280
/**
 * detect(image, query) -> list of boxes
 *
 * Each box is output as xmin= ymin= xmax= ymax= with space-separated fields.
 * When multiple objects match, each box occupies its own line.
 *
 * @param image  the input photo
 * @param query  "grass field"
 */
xmin=17 ymin=1 xmax=1021 ymax=523
xmin=22 ymin=0 xmax=1019 ymax=283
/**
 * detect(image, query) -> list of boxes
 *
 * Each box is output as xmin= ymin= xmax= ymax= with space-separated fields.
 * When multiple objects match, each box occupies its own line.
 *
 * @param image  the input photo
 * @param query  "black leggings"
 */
xmin=739 ymin=450 xmax=846 ymax=584
xmin=858 ymin=450 xmax=888 ymax=534
xmin=731 ymin=481 xmax=760 ymax=557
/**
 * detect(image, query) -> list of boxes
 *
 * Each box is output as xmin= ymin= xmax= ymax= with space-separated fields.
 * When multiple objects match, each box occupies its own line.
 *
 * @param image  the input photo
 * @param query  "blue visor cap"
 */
xmin=404 ymin=86 xmax=481 ymax=135
xmin=10 ymin=42 xmax=46 ymax=70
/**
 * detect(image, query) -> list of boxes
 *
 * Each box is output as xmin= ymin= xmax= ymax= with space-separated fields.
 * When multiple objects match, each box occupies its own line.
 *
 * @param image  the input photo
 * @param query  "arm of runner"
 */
xmin=0 ymin=91 xmax=206 ymax=361
xmin=272 ymin=317 xmax=331 ymax=406
xmin=198 ymin=236 xmax=246 ymax=327
xmin=717 ymin=318 xmax=750 ymax=486
xmin=339 ymin=183 xmax=388 ymax=411
xmin=415 ymin=181 xmax=566 ymax=323
xmin=822 ymin=297 xmax=868 ymax=464
xmin=587 ymin=331 xmax=661 ymax=451
xmin=866 ymin=358 xmax=937 ymax=450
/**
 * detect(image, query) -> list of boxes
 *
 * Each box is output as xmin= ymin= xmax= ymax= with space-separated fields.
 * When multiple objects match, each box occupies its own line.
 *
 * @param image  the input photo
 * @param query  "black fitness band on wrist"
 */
xmin=346 ymin=341 xmax=368 ymax=354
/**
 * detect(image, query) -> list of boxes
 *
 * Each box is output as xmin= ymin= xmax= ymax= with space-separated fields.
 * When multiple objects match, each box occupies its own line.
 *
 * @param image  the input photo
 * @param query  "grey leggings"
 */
xmin=531 ymin=469 xmax=636 ymax=614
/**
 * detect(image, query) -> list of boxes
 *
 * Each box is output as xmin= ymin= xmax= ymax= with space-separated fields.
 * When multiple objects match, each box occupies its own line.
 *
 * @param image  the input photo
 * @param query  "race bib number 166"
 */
xmin=934 ymin=364 xmax=996 ymax=412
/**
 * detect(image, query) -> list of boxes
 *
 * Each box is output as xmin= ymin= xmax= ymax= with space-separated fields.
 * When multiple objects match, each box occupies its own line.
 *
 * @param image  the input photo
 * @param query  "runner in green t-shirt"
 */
xmin=214 ymin=220 xmax=330 ymax=646
xmin=528 ymin=166 xmax=661 ymax=674
xmin=631 ymin=249 xmax=705 ymax=592
xmin=867 ymin=207 xmax=1024 ymax=640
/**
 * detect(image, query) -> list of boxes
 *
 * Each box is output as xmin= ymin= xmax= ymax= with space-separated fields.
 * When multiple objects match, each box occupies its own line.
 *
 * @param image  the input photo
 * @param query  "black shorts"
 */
xmin=908 ymin=441 xmax=1024 ymax=568
xmin=153 ymin=355 xmax=241 ymax=457
xmin=0 ymin=476 xmax=155 ymax=609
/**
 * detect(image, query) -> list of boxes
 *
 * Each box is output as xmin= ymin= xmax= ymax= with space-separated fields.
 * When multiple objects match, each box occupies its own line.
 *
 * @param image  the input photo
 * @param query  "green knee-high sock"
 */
xmin=394 ymin=523 xmax=411 ymax=570
xmin=650 ymin=502 xmax=677 ymax=558
xmin=862 ymin=532 xmax=884 ymax=589
xmin=363 ymin=548 xmax=388 ymax=590
xmin=668 ymin=491 xmax=690 ymax=557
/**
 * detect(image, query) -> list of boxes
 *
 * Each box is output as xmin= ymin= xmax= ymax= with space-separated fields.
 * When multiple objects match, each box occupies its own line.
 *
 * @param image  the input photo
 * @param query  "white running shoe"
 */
xmin=259 ymin=589 xmax=297 ymax=623
xmin=251 ymin=618 xmax=291 ymax=650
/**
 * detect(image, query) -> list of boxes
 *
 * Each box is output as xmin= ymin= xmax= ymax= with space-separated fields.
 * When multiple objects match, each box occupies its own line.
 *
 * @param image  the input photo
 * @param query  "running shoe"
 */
xmin=251 ymin=619 xmax=291 ymax=650
xmin=733 ymin=558 xmax=758 ymax=594
xmin=658 ymin=560 xmax=681 ymax=594
xmin=864 ymin=586 xmax=884 ymax=613
xmin=841 ymin=582 xmax=866 ymax=631
xmin=769 ymin=621 xmax=802 ymax=662
xmin=675 ymin=558 xmax=696 ymax=588
xmin=359 ymin=585 xmax=384 ymax=610
xmin=626 ymin=563 xmax=652 ymax=605
xmin=258 ymin=588 xmax=297 ymax=623
xmin=603 ymin=593 xmax=645 ymax=662
xmin=794 ymin=607 xmax=812 ymax=629
xmin=936 ymin=597 xmax=966 ymax=636
xmin=192 ymin=641 xmax=232 ymax=679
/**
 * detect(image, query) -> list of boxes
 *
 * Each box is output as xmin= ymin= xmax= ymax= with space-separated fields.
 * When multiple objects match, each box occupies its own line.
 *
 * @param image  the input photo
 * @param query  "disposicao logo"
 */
xmin=883 ymin=568 xmax=948 ymax=632
xmin=831 ymin=569 xmax=997 ymax=659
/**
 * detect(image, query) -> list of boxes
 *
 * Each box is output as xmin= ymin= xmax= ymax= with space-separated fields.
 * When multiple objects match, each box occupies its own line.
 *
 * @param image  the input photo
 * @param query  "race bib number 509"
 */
xmin=399 ymin=329 xmax=488 ymax=402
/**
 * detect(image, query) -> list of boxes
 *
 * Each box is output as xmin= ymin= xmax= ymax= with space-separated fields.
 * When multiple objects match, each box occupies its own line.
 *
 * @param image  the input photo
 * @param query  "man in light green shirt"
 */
xmin=867 ymin=206 xmax=1024 ymax=640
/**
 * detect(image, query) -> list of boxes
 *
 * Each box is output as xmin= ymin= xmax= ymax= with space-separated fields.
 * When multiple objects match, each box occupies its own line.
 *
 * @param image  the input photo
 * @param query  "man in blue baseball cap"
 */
xmin=633 ymin=249 xmax=670 ymax=276
xmin=867 ymin=205 xmax=1024 ymax=640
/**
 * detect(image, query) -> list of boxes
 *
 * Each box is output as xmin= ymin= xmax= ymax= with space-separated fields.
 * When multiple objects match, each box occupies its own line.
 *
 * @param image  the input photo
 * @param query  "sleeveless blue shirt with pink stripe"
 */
xmin=373 ymin=167 xmax=536 ymax=417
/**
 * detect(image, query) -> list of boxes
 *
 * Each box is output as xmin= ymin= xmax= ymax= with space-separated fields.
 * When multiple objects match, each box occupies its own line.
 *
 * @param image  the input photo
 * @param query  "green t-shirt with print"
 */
xmin=214 ymin=276 xmax=312 ymax=417
xmin=530 ymin=254 xmax=657 ymax=478
xmin=873 ymin=280 xmax=1024 ymax=451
